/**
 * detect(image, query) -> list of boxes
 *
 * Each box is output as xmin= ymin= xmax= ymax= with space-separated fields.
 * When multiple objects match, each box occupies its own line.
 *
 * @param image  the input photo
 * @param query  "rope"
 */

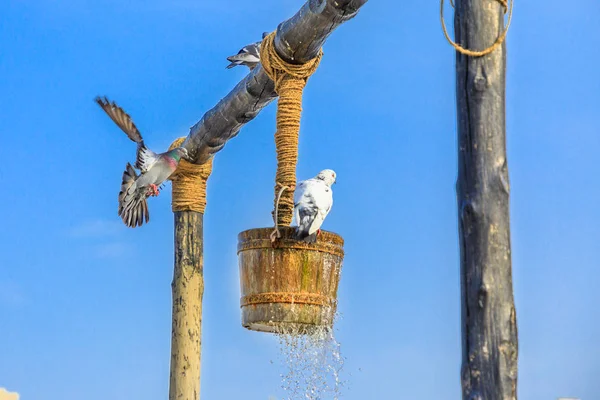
xmin=259 ymin=31 xmax=323 ymax=227
xmin=270 ymin=184 xmax=289 ymax=243
xmin=168 ymin=137 xmax=213 ymax=213
xmin=441 ymin=0 xmax=513 ymax=57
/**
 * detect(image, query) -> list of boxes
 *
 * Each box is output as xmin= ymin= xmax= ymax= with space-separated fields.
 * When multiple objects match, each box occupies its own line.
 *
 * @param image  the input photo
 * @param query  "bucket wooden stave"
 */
xmin=237 ymin=227 xmax=344 ymax=334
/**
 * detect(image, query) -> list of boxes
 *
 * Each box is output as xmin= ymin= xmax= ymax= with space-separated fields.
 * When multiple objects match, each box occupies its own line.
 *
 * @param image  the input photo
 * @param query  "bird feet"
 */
xmin=147 ymin=184 xmax=160 ymax=197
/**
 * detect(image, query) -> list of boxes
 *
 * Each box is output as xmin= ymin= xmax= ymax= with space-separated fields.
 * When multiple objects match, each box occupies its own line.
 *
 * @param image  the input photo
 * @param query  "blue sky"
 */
xmin=1 ymin=0 xmax=599 ymax=398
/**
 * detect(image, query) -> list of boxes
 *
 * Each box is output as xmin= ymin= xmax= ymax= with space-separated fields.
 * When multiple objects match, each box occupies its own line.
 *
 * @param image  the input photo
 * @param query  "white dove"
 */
xmin=294 ymin=169 xmax=336 ymax=243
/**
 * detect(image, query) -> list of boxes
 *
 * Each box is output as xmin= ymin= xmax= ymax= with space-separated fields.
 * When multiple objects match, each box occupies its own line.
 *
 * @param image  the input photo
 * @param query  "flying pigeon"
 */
xmin=226 ymin=32 xmax=269 ymax=70
xmin=94 ymin=96 xmax=190 ymax=228
xmin=294 ymin=169 xmax=337 ymax=243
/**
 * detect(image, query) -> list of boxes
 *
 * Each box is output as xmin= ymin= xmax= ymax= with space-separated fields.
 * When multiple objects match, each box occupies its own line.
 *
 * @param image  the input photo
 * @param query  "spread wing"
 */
xmin=95 ymin=96 xmax=143 ymax=143
xmin=95 ymin=96 xmax=159 ymax=172
xmin=134 ymin=142 xmax=160 ymax=173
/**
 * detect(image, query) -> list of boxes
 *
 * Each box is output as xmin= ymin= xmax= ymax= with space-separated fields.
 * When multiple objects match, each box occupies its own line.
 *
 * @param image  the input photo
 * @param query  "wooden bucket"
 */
xmin=237 ymin=227 xmax=344 ymax=334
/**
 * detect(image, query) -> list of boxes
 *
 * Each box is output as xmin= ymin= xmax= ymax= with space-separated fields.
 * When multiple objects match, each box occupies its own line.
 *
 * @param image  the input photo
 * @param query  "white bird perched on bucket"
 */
xmin=226 ymin=32 xmax=269 ymax=70
xmin=294 ymin=169 xmax=336 ymax=243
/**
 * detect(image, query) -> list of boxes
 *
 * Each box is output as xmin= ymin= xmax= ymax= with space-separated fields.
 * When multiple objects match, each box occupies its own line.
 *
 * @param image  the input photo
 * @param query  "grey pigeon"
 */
xmin=226 ymin=32 xmax=269 ymax=70
xmin=294 ymin=169 xmax=336 ymax=243
xmin=95 ymin=96 xmax=190 ymax=228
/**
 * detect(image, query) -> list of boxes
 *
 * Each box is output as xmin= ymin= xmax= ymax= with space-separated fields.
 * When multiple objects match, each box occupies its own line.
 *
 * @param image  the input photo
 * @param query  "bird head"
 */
xmin=316 ymin=169 xmax=336 ymax=186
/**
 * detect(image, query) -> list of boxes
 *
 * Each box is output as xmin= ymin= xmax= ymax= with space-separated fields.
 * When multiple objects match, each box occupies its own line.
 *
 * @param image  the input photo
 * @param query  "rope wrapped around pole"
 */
xmin=259 ymin=31 xmax=323 ymax=227
xmin=167 ymin=136 xmax=212 ymax=400
xmin=168 ymin=137 xmax=213 ymax=213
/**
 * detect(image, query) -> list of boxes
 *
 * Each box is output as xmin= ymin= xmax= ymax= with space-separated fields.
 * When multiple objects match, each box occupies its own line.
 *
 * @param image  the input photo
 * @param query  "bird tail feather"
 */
xmin=118 ymin=163 xmax=149 ymax=228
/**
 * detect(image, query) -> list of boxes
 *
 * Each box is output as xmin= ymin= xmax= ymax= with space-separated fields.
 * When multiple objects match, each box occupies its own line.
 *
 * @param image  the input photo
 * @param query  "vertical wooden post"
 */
xmin=169 ymin=211 xmax=204 ymax=400
xmin=454 ymin=1 xmax=518 ymax=399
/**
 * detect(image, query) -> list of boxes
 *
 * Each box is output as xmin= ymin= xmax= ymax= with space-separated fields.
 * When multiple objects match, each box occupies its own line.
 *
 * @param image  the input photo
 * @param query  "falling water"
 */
xmin=273 ymin=314 xmax=346 ymax=400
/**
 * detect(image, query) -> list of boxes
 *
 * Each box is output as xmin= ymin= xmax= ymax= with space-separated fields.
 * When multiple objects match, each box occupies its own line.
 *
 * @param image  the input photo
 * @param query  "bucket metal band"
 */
xmin=237 ymin=239 xmax=345 ymax=258
xmin=240 ymin=292 xmax=336 ymax=307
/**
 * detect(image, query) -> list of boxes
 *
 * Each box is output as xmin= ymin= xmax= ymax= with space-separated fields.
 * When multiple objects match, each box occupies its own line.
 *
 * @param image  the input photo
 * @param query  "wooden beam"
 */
xmin=454 ymin=1 xmax=518 ymax=399
xmin=180 ymin=0 xmax=368 ymax=164
xmin=169 ymin=211 xmax=204 ymax=400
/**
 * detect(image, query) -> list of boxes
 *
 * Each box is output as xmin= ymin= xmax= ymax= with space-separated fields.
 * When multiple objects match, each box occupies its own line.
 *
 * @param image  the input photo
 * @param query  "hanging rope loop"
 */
xmin=441 ymin=0 xmax=513 ymax=57
xmin=259 ymin=31 xmax=323 ymax=227
xmin=270 ymin=183 xmax=290 ymax=243
xmin=168 ymin=137 xmax=213 ymax=213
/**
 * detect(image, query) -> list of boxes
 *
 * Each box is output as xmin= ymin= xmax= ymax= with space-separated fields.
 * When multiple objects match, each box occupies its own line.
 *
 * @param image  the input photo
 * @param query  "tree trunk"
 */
xmin=169 ymin=212 xmax=204 ymax=400
xmin=454 ymin=1 xmax=518 ymax=399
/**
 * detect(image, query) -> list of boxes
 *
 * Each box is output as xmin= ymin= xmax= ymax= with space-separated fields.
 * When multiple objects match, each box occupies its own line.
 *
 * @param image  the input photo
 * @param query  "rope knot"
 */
xmin=168 ymin=137 xmax=213 ymax=213
xmin=259 ymin=31 xmax=323 ymax=227
xmin=260 ymin=31 xmax=323 ymax=92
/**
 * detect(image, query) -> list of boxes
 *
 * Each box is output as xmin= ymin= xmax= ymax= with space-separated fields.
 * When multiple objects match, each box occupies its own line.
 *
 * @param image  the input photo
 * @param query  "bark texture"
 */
xmin=454 ymin=1 xmax=518 ymax=399
xmin=180 ymin=0 xmax=368 ymax=164
xmin=169 ymin=212 xmax=204 ymax=400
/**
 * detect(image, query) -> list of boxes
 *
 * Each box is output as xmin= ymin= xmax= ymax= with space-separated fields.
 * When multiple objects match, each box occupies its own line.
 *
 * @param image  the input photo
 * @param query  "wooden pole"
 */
xmin=169 ymin=211 xmax=204 ymax=400
xmin=454 ymin=1 xmax=518 ymax=399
